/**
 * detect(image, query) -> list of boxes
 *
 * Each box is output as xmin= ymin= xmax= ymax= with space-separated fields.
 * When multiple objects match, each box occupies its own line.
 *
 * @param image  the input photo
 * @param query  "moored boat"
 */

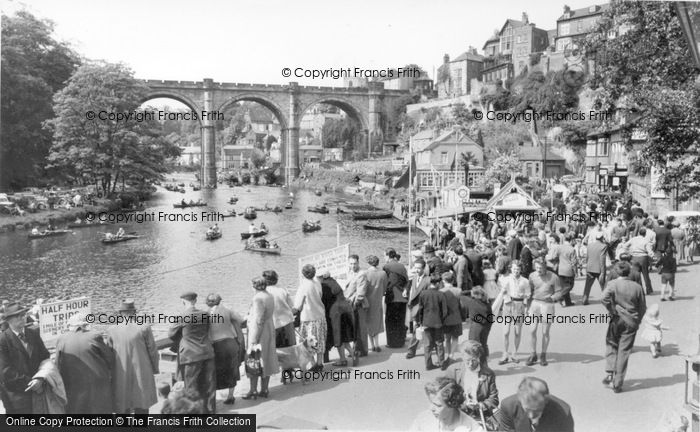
xmin=315 ymin=189 xmax=322 ymax=196
xmin=173 ymin=201 xmax=207 ymax=208
xmin=221 ymin=209 xmax=237 ymax=218
xmin=362 ymin=223 xmax=409 ymax=232
xmin=228 ymin=197 xmax=239 ymax=204
xmin=308 ymin=205 xmax=329 ymax=214
xmin=241 ymin=230 xmax=268 ymax=239
xmin=351 ymin=210 xmax=393 ymax=220
xmin=28 ymin=229 xmax=72 ymax=239
xmin=284 ymin=201 xmax=293 ymax=209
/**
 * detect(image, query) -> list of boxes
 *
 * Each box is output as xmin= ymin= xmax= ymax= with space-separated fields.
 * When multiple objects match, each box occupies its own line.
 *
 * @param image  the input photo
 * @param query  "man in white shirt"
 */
xmin=345 ymin=254 xmax=369 ymax=357
xmin=498 ymin=261 xmax=530 ymax=365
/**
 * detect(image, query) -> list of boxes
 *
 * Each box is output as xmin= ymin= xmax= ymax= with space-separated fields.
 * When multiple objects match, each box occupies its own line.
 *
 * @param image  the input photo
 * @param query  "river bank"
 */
xmin=290 ymin=167 xmax=408 ymax=211
xmin=0 ymin=200 xmax=118 ymax=234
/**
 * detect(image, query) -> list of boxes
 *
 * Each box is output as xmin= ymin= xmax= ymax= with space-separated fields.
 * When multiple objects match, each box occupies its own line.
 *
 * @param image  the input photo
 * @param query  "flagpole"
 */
xmin=408 ymin=135 xmax=413 ymax=264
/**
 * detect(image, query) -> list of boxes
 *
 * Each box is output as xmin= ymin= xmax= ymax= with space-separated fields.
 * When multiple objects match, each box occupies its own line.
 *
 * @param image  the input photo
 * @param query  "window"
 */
xmin=597 ymin=139 xmax=609 ymax=156
xmin=577 ymin=21 xmax=583 ymax=32
xmin=560 ymin=23 xmax=570 ymax=36
xmin=586 ymin=142 xmax=596 ymax=156
xmin=526 ymin=162 xmax=533 ymax=177
xmin=517 ymin=36 xmax=522 ymax=43
xmin=440 ymin=152 xmax=448 ymax=164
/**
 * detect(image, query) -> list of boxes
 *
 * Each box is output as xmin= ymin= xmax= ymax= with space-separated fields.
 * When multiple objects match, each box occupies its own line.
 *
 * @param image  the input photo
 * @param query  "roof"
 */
xmin=452 ymin=51 xmax=484 ymax=63
xmin=499 ymin=18 xmax=525 ymax=35
xmin=486 ymin=176 xmax=543 ymax=211
xmin=517 ymin=145 xmax=566 ymax=161
xmin=422 ymin=129 xmax=481 ymax=152
xmin=300 ymin=145 xmax=323 ymax=150
xmin=557 ymin=4 xmax=609 ymax=22
xmin=483 ymin=34 xmax=500 ymax=48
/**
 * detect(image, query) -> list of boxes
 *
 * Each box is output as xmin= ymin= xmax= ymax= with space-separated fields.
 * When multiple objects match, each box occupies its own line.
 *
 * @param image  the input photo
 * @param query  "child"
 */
xmin=482 ymin=260 xmax=499 ymax=301
xmin=640 ymin=304 xmax=667 ymax=358
xmin=658 ymin=249 xmax=677 ymax=301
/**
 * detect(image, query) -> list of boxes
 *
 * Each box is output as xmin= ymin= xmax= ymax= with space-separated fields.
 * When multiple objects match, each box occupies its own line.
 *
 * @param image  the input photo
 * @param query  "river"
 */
xmin=0 ymin=180 xmax=422 ymax=336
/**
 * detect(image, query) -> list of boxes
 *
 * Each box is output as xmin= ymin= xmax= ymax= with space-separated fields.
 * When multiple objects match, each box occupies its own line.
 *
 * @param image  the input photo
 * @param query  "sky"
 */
xmin=2 ymin=0 xmax=608 ymax=88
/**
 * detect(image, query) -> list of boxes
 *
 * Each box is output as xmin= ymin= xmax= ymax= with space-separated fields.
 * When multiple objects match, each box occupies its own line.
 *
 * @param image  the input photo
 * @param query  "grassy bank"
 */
xmin=0 ymin=200 xmax=118 ymax=233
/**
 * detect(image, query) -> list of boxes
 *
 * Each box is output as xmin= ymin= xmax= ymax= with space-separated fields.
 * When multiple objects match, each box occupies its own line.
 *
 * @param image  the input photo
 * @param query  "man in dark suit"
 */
xmin=582 ymin=232 xmax=608 ymax=305
xmin=168 ymin=292 xmax=216 ymax=413
xmin=452 ymin=246 xmax=472 ymax=293
xmin=406 ymin=259 xmax=430 ymax=359
xmin=465 ymin=240 xmax=484 ymax=287
xmin=654 ymin=220 xmax=674 ymax=259
xmin=520 ymin=240 xmax=535 ymax=278
xmin=507 ymin=231 xmax=523 ymax=261
xmin=0 ymin=303 xmax=50 ymax=413
xmin=497 ymin=377 xmax=574 ymax=432
xmin=416 ymin=274 xmax=447 ymax=370
xmin=602 ymin=262 xmax=646 ymax=393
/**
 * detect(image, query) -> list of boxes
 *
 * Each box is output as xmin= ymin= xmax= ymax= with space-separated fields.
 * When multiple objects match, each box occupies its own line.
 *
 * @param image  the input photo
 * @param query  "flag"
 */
xmin=450 ymin=153 xmax=457 ymax=172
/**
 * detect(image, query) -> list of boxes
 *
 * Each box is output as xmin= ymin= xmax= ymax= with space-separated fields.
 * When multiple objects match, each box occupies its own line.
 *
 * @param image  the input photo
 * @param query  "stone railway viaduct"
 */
xmin=142 ymin=79 xmax=410 ymax=187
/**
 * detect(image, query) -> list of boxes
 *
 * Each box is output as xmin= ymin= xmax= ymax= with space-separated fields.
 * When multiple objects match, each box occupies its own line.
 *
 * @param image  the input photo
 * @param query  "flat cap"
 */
xmin=180 ymin=291 xmax=197 ymax=301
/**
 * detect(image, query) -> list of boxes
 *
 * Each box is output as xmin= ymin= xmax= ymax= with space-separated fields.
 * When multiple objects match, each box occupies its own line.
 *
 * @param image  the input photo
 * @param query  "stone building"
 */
xmin=436 ymin=49 xmax=484 ymax=98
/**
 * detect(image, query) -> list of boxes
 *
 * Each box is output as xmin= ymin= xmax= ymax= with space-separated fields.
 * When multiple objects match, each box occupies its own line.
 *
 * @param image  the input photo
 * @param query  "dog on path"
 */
xmin=276 ymin=334 xmax=319 ymax=385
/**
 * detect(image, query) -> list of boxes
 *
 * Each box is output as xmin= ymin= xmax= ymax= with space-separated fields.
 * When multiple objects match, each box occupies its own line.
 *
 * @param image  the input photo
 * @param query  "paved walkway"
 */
xmin=224 ymin=261 xmax=700 ymax=431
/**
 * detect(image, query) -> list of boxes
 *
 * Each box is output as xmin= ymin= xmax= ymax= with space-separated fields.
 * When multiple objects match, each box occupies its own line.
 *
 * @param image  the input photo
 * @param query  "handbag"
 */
xmin=245 ymin=348 xmax=263 ymax=377
xmin=415 ymin=326 xmax=425 ymax=341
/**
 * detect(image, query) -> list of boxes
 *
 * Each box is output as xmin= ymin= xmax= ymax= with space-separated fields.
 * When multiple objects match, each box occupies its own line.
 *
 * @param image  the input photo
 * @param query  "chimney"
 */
xmin=563 ymin=5 xmax=571 ymax=14
xmin=443 ymin=54 xmax=450 ymax=63
xmin=522 ymin=12 xmax=529 ymax=24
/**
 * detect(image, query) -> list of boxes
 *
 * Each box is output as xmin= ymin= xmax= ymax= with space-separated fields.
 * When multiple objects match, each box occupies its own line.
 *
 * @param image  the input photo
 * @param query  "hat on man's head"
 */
xmin=423 ymin=245 xmax=435 ymax=253
xmin=2 ymin=303 xmax=28 ymax=319
xmin=119 ymin=299 xmax=136 ymax=313
xmin=180 ymin=291 xmax=197 ymax=301
xmin=465 ymin=239 xmax=475 ymax=248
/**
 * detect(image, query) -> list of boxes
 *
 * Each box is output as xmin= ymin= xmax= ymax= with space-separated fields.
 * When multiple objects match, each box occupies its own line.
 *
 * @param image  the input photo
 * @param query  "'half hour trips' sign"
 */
xmin=39 ymin=297 xmax=91 ymax=342
xmin=299 ymin=244 xmax=350 ymax=287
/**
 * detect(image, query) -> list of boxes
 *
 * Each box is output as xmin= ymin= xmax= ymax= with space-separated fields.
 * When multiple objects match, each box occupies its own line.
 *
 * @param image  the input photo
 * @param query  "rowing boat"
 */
xmin=28 ymin=229 xmax=72 ymax=239
xmin=221 ymin=210 xmax=237 ymax=218
xmin=245 ymin=245 xmax=281 ymax=255
xmin=173 ymin=202 xmax=207 ymax=208
xmin=241 ymin=230 xmax=268 ymax=239
xmin=308 ymin=206 xmax=329 ymax=214
xmin=206 ymin=231 xmax=222 ymax=240
xmin=101 ymin=234 xmax=139 ymax=244
xmin=284 ymin=201 xmax=293 ymax=209
xmin=302 ymin=223 xmax=321 ymax=233
xmin=351 ymin=210 xmax=393 ymax=220
xmin=243 ymin=207 xmax=257 ymax=219
xmin=362 ymin=223 xmax=409 ymax=232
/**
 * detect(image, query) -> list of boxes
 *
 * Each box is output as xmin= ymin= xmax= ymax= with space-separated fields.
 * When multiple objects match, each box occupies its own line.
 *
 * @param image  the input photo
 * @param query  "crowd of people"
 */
xmin=0 ymin=192 xmax=696 ymax=430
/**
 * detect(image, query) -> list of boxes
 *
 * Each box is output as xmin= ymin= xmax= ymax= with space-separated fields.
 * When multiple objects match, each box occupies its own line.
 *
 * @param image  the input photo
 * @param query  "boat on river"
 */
xmin=315 ymin=189 xmax=322 ymax=196
xmin=241 ymin=229 xmax=268 ymax=239
xmin=243 ymin=207 xmax=257 ymax=219
xmin=302 ymin=221 xmax=321 ymax=233
xmin=228 ymin=197 xmax=239 ymax=204
xmin=284 ymin=201 xmax=293 ymax=209
xmin=173 ymin=201 xmax=207 ymax=208
xmin=351 ymin=210 xmax=393 ymax=220
xmin=308 ymin=205 xmax=329 ymax=214
xmin=206 ymin=230 xmax=222 ymax=240
xmin=245 ymin=244 xmax=281 ymax=255
xmin=28 ymin=229 xmax=72 ymax=239
xmin=101 ymin=234 xmax=139 ymax=244
xmin=256 ymin=205 xmax=283 ymax=213
xmin=221 ymin=209 xmax=237 ymax=218
xmin=362 ymin=222 xmax=409 ymax=232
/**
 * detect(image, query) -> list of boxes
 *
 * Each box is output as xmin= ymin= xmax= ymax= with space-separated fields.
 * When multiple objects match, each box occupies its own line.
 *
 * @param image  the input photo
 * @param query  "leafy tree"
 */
xmin=584 ymin=1 xmax=699 ymax=201
xmin=1 ymin=10 xmax=80 ymax=190
xmin=479 ymin=120 xmax=531 ymax=161
xmin=322 ymin=117 xmax=359 ymax=151
xmin=250 ymin=148 xmax=267 ymax=169
xmin=480 ymin=82 xmax=511 ymax=111
xmin=482 ymin=151 xmax=522 ymax=190
xmin=45 ymin=62 xmax=180 ymax=196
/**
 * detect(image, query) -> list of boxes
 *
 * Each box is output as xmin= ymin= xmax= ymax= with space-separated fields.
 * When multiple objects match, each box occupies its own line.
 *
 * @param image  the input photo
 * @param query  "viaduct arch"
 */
xmin=142 ymin=79 xmax=409 ymax=187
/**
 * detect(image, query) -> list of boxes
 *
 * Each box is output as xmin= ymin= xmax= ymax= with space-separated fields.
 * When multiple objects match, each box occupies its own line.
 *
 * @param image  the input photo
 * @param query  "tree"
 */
xmin=322 ymin=117 xmax=359 ymax=151
xmin=584 ymin=1 xmax=699 ymax=200
xmin=482 ymin=151 xmax=522 ymax=190
xmin=45 ymin=62 xmax=181 ymax=196
xmin=1 ymin=11 xmax=80 ymax=189
xmin=479 ymin=120 xmax=531 ymax=161
xmin=459 ymin=152 xmax=476 ymax=186
xmin=250 ymin=148 xmax=267 ymax=169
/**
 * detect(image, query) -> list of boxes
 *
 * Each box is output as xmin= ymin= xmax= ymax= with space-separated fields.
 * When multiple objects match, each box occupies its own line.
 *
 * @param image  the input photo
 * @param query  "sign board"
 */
xmin=457 ymin=186 xmax=470 ymax=200
xmin=299 ymin=244 xmax=350 ymax=287
xmin=39 ymin=297 xmax=91 ymax=342
xmin=501 ymin=193 xmax=528 ymax=208
xmin=650 ymin=167 xmax=666 ymax=198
